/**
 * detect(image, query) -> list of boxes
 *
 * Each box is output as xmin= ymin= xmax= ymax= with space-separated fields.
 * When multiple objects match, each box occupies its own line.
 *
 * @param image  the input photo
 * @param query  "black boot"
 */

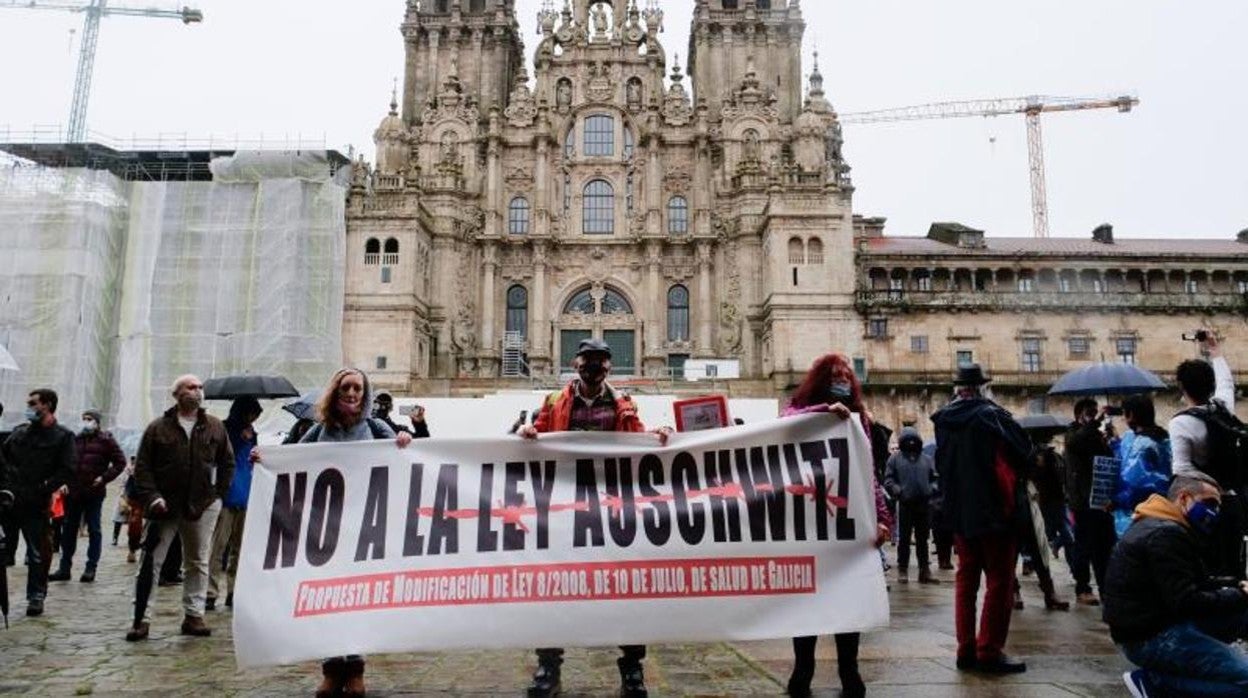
xmin=618 ymin=658 xmax=648 ymax=698
xmin=79 ymin=566 xmax=96 ymax=583
xmin=48 ymin=567 xmax=71 ymax=582
xmin=788 ymin=636 xmax=816 ymax=697
xmin=527 ymin=663 xmax=561 ymax=698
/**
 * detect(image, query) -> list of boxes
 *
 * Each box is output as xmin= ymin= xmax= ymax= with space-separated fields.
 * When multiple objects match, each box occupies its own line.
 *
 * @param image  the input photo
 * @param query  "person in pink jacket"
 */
xmin=782 ymin=353 xmax=892 ymax=698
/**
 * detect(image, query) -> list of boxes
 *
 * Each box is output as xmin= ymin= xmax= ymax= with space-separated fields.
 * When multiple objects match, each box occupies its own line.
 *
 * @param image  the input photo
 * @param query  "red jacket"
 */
xmin=70 ymin=431 xmax=127 ymax=501
xmin=533 ymin=382 xmax=646 ymax=434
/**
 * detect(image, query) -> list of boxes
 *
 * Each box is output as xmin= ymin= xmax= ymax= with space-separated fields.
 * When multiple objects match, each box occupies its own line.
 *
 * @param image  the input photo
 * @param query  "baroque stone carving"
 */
xmin=503 ymin=70 xmax=537 ymax=128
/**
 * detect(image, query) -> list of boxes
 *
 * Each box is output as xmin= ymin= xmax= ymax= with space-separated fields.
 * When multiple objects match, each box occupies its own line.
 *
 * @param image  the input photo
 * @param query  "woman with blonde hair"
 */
xmin=257 ymin=368 xmax=412 ymax=697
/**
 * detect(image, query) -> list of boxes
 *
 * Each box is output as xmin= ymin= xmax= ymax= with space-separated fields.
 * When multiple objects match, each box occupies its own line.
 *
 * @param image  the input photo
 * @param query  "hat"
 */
xmin=576 ymin=338 xmax=612 ymax=358
xmin=953 ymin=364 xmax=992 ymax=386
xmin=82 ymin=409 xmax=103 ymax=425
xmin=374 ymin=392 xmax=394 ymax=404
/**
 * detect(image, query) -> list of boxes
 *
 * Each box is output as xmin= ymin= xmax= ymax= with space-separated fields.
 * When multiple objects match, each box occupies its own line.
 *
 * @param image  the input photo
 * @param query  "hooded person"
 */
xmin=1105 ymin=473 xmax=1248 ymax=696
xmin=931 ymin=364 xmax=1033 ymax=675
xmin=50 ymin=409 xmax=126 ymax=583
xmin=205 ymin=397 xmax=262 ymax=611
xmin=885 ymin=426 xmax=940 ymax=585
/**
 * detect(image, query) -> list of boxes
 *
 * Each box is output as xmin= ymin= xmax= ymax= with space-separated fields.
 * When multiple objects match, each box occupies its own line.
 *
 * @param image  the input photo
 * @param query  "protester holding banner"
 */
xmin=517 ymin=338 xmax=672 ymax=698
xmin=781 ymin=353 xmax=891 ymax=698
xmin=295 ymin=368 xmax=412 ymax=698
xmin=932 ymin=364 xmax=1033 ymax=675
xmin=125 ymin=375 xmax=234 ymax=641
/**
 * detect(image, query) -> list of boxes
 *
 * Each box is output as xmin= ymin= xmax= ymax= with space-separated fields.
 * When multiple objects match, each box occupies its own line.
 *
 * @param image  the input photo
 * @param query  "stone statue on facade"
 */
xmin=591 ymin=2 xmax=610 ymax=37
xmin=556 ymin=79 xmax=572 ymax=111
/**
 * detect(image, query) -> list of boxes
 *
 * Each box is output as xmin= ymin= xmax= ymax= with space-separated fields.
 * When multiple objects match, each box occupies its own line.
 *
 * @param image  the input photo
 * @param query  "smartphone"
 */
xmin=1104 ymin=406 xmax=1123 ymax=417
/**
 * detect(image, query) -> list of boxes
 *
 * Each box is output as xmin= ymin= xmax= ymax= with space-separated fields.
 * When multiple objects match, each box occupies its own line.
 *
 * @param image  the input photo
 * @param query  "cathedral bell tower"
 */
xmin=400 ymin=0 xmax=525 ymax=124
xmin=688 ymin=0 xmax=805 ymax=123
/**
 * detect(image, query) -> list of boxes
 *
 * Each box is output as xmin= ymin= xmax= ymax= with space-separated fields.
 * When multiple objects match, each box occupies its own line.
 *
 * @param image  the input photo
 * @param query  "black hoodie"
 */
xmin=931 ymin=396 xmax=1032 ymax=539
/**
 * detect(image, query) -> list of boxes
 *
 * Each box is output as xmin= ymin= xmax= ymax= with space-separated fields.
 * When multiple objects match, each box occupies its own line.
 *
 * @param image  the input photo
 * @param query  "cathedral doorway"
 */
xmin=557 ymin=285 xmax=638 ymax=376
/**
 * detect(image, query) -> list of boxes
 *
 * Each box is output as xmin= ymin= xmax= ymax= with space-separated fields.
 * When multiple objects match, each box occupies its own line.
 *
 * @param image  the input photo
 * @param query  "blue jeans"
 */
xmin=59 ymin=494 xmax=104 ymax=571
xmin=1120 ymin=613 xmax=1248 ymax=696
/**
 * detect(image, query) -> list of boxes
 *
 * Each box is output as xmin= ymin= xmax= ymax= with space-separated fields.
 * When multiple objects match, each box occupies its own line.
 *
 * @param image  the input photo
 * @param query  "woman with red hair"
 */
xmin=782 ymin=353 xmax=892 ymax=698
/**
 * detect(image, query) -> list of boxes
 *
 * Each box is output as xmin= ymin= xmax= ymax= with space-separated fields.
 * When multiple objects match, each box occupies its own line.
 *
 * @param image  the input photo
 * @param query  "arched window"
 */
xmin=469 ymin=0 xmax=485 ymax=11
xmin=668 ymin=196 xmax=689 ymax=235
xmin=788 ymin=237 xmax=805 ymax=264
xmin=584 ymin=114 xmax=615 ymax=156
xmin=383 ymin=237 xmax=400 ymax=265
xmin=667 ymin=285 xmax=690 ymax=341
xmin=583 ymin=179 xmax=615 ymax=234
xmin=807 ymin=237 xmax=824 ymax=264
xmin=506 ymin=285 xmax=528 ymax=338
xmin=602 ymin=288 xmax=632 ymax=314
xmin=564 ymin=288 xmax=595 ymax=314
xmin=364 ymin=238 xmax=380 ymax=265
xmin=508 ymin=197 xmax=530 ymax=235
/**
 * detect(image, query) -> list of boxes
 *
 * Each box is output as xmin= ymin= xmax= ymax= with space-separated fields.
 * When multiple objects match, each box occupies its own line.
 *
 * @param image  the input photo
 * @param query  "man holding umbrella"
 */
xmin=125 ymin=375 xmax=234 ymax=641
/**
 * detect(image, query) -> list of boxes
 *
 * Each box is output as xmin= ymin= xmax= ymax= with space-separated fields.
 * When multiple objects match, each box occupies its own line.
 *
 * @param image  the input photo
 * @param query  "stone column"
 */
xmin=646 ymin=241 xmax=663 ymax=359
xmin=480 ymin=243 xmax=498 ymax=354
xmin=697 ymin=242 xmax=713 ymax=356
xmin=532 ymin=242 xmax=549 ymax=372
xmin=428 ymin=30 xmax=441 ymax=97
xmin=535 ymin=138 xmax=550 ymax=236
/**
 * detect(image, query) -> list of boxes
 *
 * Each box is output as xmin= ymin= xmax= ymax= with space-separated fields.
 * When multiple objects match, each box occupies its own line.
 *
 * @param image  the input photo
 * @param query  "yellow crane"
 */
xmin=1 ymin=0 xmax=203 ymax=142
xmin=840 ymin=95 xmax=1139 ymax=238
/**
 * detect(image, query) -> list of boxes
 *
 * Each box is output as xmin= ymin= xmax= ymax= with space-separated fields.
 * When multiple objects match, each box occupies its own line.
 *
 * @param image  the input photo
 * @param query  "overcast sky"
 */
xmin=1 ymin=1 xmax=1244 ymax=239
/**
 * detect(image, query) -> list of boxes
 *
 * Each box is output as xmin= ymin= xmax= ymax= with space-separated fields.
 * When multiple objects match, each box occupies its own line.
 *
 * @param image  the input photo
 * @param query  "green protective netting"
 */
xmin=0 ymin=152 xmax=346 ymax=452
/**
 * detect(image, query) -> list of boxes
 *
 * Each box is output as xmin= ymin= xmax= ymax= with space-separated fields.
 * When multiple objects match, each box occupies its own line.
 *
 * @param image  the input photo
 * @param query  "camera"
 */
xmin=1104 ymin=406 xmax=1124 ymax=417
xmin=1182 ymin=330 xmax=1210 ymax=342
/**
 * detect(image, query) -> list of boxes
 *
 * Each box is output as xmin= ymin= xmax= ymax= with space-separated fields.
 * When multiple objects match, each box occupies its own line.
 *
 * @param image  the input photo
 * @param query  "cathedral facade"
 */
xmin=346 ymin=0 xmax=1248 ymax=428
xmin=346 ymin=0 xmax=858 ymax=391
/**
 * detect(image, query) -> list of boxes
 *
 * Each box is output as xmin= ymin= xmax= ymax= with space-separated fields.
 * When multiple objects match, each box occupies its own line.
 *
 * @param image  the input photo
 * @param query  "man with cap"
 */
xmin=931 ymin=365 xmax=1033 ymax=675
xmin=517 ymin=338 xmax=673 ymax=698
xmin=49 ymin=409 xmax=126 ymax=583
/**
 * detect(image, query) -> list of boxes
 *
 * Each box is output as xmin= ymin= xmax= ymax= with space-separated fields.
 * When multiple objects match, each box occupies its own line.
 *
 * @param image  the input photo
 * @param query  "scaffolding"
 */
xmin=0 ymin=148 xmax=347 ymax=448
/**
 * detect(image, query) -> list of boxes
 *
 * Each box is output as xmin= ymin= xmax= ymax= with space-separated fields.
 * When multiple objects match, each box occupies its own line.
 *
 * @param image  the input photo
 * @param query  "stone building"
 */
xmin=345 ymin=0 xmax=1248 ymax=432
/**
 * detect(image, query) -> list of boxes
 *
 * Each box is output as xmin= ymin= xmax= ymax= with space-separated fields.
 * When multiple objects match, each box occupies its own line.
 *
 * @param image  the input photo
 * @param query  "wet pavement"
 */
xmin=0 ymin=507 xmax=1130 ymax=696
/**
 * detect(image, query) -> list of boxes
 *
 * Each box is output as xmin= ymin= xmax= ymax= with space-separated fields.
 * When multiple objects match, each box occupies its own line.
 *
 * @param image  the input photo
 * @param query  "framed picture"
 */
xmin=673 ymin=395 xmax=731 ymax=432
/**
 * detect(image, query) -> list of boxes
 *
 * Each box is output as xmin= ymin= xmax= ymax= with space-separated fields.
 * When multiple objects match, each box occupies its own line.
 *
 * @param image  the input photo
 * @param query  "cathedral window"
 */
xmin=383 ymin=238 xmax=400 ymax=266
xmin=506 ymin=285 xmax=528 ymax=339
xmin=602 ymin=288 xmax=633 ymax=314
xmin=469 ymin=0 xmax=485 ymax=11
xmin=434 ymin=0 xmax=449 ymax=12
xmin=584 ymin=115 xmax=615 ymax=157
xmin=722 ymin=0 xmax=738 ymax=8
xmin=364 ymin=238 xmax=380 ymax=265
xmin=667 ymin=285 xmax=690 ymax=342
xmin=787 ymin=237 xmax=805 ymax=264
xmin=668 ymin=196 xmax=689 ymax=235
xmin=508 ymin=197 xmax=531 ymax=235
xmin=565 ymin=289 xmax=596 ymax=314
xmin=583 ymin=179 xmax=615 ymax=234
xmin=807 ymin=237 xmax=824 ymax=264
xmin=1116 ymin=336 xmax=1138 ymax=364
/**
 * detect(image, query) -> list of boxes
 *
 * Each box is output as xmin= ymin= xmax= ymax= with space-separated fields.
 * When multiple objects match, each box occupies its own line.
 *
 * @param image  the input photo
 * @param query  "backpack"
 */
xmin=1181 ymin=402 xmax=1248 ymax=492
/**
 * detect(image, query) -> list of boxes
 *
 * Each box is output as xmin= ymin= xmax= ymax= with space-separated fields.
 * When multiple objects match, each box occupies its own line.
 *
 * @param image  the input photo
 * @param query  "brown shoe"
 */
xmin=315 ymin=674 xmax=341 ymax=698
xmin=126 ymin=551 xmax=136 ymax=563
xmin=342 ymin=659 xmax=366 ymax=697
xmin=1076 ymin=592 xmax=1101 ymax=607
xmin=180 ymin=615 xmax=212 ymax=637
xmin=125 ymin=622 xmax=150 ymax=642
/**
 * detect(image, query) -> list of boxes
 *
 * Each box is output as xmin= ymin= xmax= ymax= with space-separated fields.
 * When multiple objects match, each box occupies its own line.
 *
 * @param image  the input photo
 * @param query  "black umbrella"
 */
xmin=1048 ymin=362 xmax=1166 ymax=397
xmin=204 ymin=375 xmax=299 ymax=400
xmin=282 ymin=392 xmax=319 ymax=422
xmin=0 ymin=525 xmax=9 ymax=629
xmin=132 ymin=524 xmax=163 ymax=631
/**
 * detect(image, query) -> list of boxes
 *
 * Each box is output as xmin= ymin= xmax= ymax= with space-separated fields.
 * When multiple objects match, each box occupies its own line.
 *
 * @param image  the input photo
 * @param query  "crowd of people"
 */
xmin=0 ymin=331 xmax=1243 ymax=697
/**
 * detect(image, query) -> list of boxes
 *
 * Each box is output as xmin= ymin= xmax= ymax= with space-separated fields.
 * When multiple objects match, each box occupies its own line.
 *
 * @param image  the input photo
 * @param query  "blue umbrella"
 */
xmin=1048 ymin=362 xmax=1167 ymax=397
xmin=282 ymin=392 xmax=319 ymax=421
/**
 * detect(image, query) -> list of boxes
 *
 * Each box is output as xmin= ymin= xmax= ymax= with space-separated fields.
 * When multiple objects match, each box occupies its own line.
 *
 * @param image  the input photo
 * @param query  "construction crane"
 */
xmin=840 ymin=95 xmax=1139 ymax=239
xmin=1 ymin=0 xmax=203 ymax=142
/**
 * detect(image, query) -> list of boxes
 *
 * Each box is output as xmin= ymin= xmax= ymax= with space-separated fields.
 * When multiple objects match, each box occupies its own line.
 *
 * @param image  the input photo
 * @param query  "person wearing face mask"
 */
xmin=781 ymin=353 xmax=892 ymax=698
xmin=125 ymin=375 xmax=234 ymax=642
xmin=517 ymin=339 xmax=673 ymax=698
xmin=1 ymin=389 xmax=76 ymax=617
xmin=49 ymin=410 xmax=125 ymax=584
xmin=1103 ymin=473 xmax=1248 ymax=697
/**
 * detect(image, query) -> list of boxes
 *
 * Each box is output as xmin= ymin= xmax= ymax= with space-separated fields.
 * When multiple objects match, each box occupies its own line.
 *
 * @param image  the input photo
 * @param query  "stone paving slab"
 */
xmin=0 ymin=501 xmax=1131 ymax=696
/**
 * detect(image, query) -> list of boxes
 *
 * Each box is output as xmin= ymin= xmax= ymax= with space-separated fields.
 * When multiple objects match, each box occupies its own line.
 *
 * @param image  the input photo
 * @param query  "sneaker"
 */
xmin=1123 ymin=670 xmax=1151 ymax=698
xmin=526 ymin=664 xmax=560 ymax=698
xmin=976 ymin=654 xmax=1027 ymax=674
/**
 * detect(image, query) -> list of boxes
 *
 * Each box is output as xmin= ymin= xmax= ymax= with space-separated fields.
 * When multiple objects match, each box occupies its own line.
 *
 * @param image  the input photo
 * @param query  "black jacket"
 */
xmin=931 ymin=397 xmax=1032 ymax=539
xmin=1064 ymin=420 xmax=1112 ymax=510
xmin=133 ymin=407 xmax=234 ymax=520
xmin=1 ymin=421 xmax=76 ymax=514
xmin=1102 ymin=497 xmax=1248 ymax=643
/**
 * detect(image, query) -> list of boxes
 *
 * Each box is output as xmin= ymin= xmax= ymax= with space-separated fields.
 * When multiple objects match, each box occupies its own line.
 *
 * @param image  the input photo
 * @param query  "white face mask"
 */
xmin=80 ymin=420 xmax=98 ymax=434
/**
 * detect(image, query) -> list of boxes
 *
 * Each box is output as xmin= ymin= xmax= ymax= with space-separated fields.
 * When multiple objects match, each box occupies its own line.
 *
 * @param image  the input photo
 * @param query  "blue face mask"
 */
xmin=829 ymin=382 xmax=853 ymax=407
xmin=1187 ymin=500 xmax=1220 ymax=534
xmin=24 ymin=407 xmax=39 ymax=424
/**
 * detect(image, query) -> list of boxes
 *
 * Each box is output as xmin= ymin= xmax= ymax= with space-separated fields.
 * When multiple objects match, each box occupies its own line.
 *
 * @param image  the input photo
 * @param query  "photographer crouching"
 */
xmin=1105 ymin=473 xmax=1248 ymax=696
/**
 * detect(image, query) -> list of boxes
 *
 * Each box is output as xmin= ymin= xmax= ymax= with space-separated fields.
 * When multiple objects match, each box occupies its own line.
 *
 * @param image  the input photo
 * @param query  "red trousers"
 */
xmin=954 ymin=532 xmax=1018 ymax=662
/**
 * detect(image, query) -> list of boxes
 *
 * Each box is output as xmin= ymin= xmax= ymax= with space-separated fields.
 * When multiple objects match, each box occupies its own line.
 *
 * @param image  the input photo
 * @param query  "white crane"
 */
xmin=1 ymin=0 xmax=203 ymax=142
xmin=840 ymin=95 xmax=1139 ymax=238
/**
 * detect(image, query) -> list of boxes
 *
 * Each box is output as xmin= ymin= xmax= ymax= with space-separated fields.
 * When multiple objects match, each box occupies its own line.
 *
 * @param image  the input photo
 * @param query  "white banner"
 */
xmin=233 ymin=414 xmax=888 ymax=667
